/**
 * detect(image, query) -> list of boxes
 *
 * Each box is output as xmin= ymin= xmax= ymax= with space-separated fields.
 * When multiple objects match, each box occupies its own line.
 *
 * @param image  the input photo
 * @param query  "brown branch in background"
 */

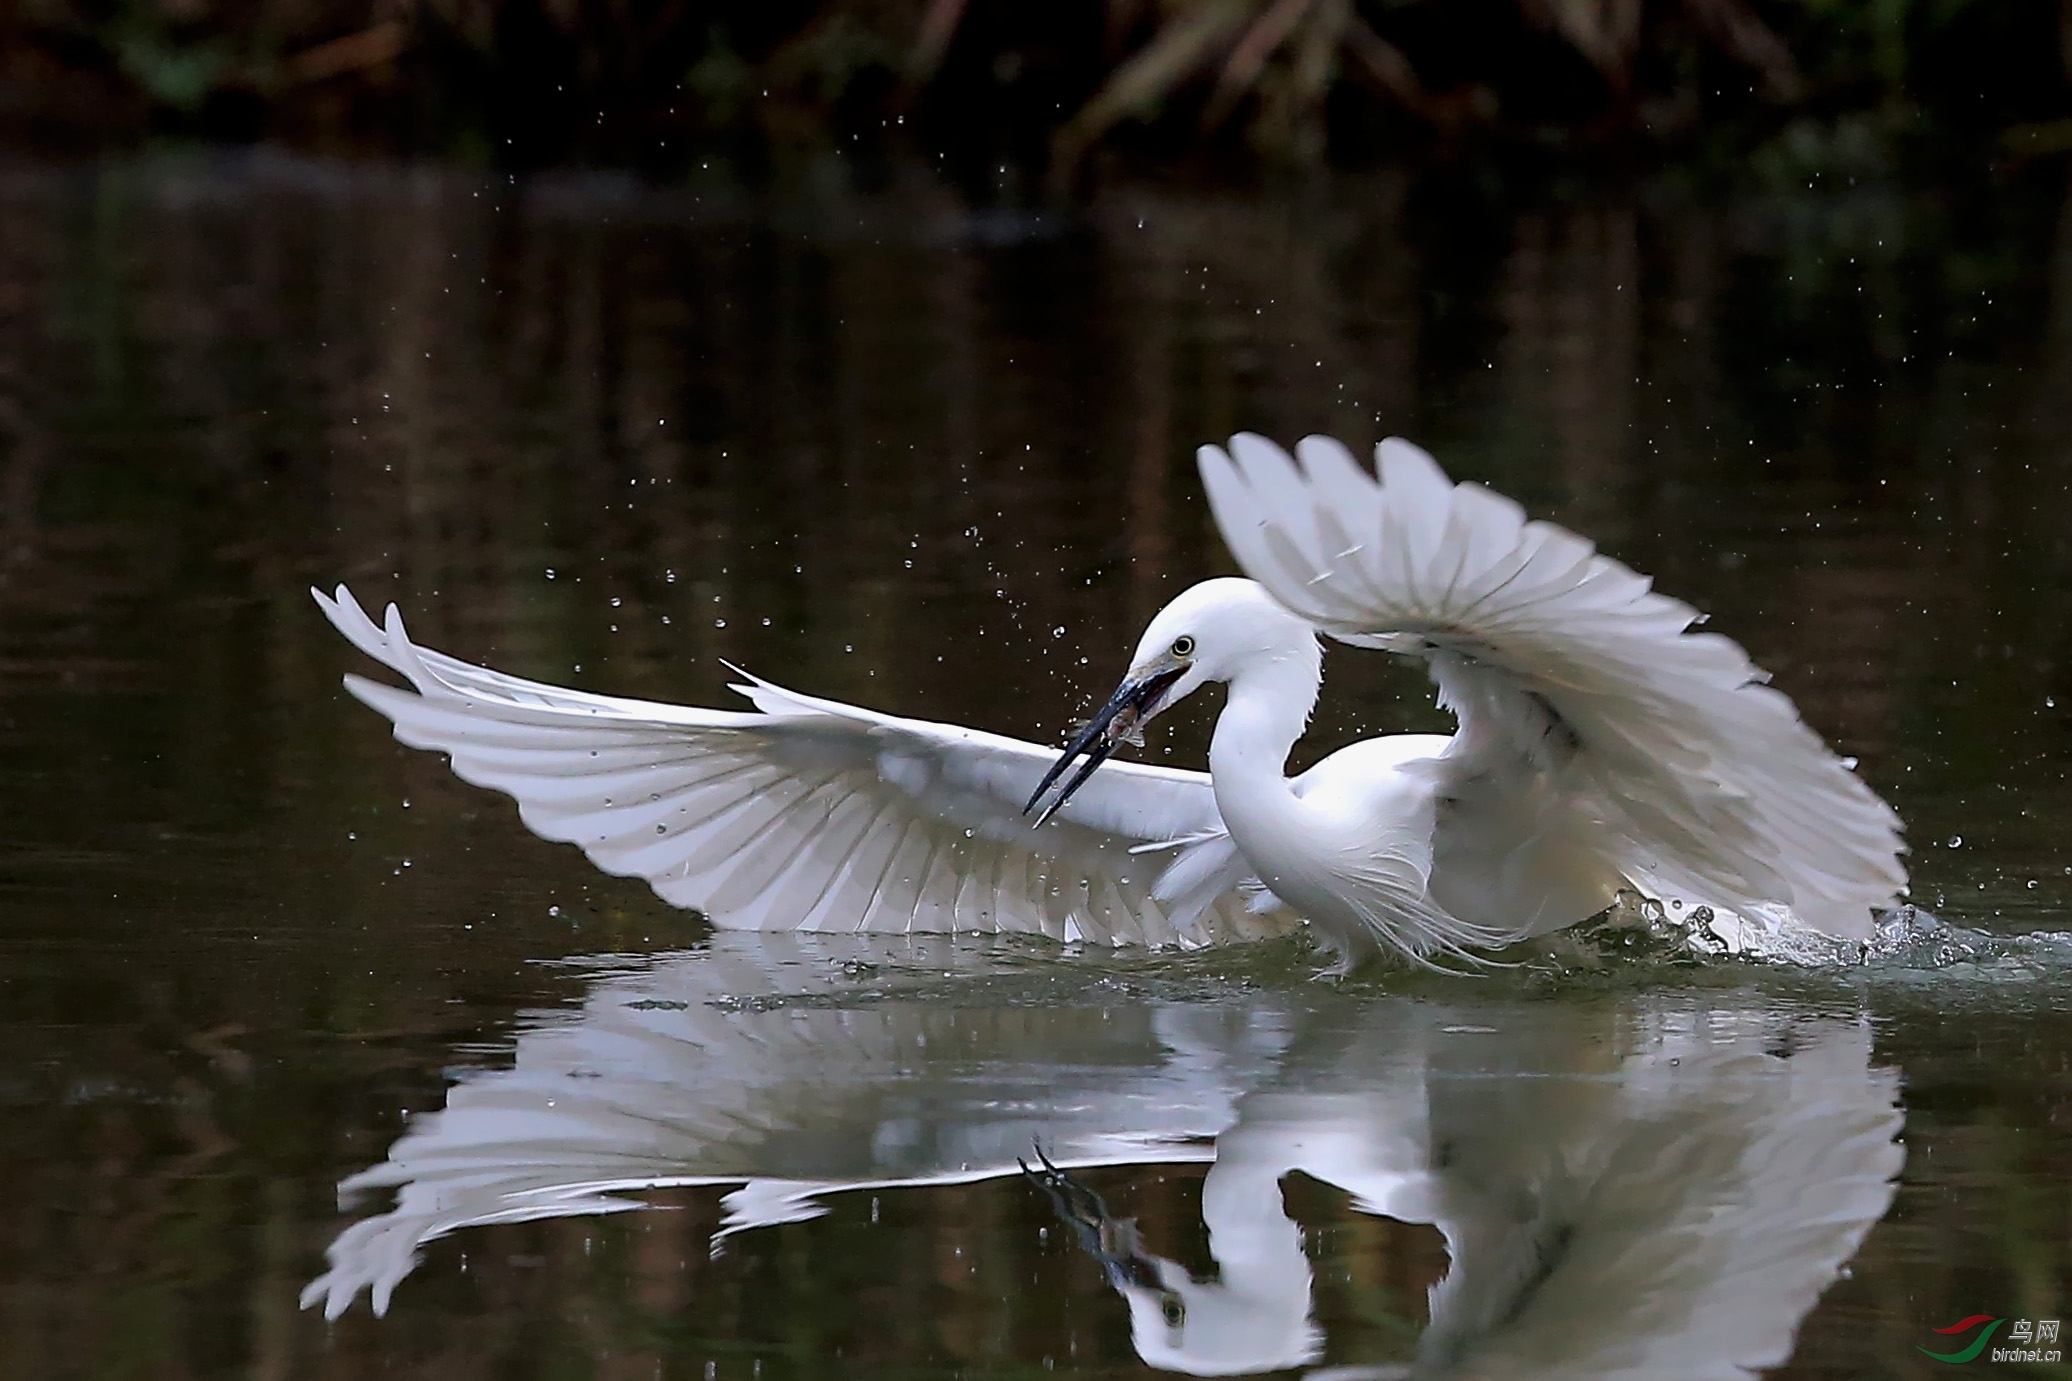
xmin=2064 ymin=0 xmax=2072 ymax=87
xmin=1204 ymin=0 xmax=1316 ymax=129
xmin=285 ymin=21 xmax=409 ymax=85
xmin=1052 ymin=0 xmax=1255 ymax=175
xmin=1518 ymin=0 xmax=1644 ymax=92
xmin=2 ymin=0 xmax=2022 ymax=174
xmin=1341 ymin=15 xmax=1434 ymax=116
xmin=1681 ymin=0 xmax=1800 ymax=100
xmin=1289 ymin=0 xmax=1345 ymax=117
xmin=1105 ymin=0 xmax=1154 ymax=59
xmin=906 ymin=0 xmax=968 ymax=85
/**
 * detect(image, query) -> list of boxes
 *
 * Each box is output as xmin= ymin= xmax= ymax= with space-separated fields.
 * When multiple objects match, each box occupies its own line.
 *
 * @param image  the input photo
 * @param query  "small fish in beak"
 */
xmin=1023 ymin=664 xmax=1187 ymax=826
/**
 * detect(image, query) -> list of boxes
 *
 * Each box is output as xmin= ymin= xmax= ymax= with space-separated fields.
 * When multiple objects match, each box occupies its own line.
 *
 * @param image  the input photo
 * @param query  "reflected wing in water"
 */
xmin=305 ymin=943 xmax=1901 ymax=1381
xmin=1040 ymin=1009 xmax=1899 ymax=1379
xmin=298 ymin=936 xmax=1290 ymax=1318
xmin=1403 ymin=1013 xmax=1902 ymax=1379
xmin=315 ymin=585 xmax=1286 ymax=944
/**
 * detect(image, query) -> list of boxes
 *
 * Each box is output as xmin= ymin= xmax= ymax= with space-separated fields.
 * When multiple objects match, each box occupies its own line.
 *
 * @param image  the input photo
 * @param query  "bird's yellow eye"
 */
xmin=1170 ymin=636 xmax=1195 ymax=658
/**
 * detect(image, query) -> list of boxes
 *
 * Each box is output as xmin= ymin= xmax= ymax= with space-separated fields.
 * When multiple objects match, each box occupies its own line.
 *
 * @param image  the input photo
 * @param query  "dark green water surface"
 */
xmin=1 ymin=151 xmax=2070 ymax=1379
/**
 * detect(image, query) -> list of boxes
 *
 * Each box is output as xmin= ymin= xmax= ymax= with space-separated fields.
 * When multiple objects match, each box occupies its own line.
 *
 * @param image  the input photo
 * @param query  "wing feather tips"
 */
xmin=1197 ymin=442 xmax=1287 ymax=604
xmin=313 ymin=583 xmax=404 ymax=676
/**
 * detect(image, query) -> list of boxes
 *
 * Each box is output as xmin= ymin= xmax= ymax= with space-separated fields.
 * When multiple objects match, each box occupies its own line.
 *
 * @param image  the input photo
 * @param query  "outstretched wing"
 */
xmin=314 ymin=586 xmax=1284 ymax=946
xmin=1196 ymin=434 xmax=1906 ymax=941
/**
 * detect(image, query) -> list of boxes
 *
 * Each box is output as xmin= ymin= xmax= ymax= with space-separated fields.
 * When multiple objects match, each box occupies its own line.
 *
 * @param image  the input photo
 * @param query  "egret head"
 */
xmin=1024 ymin=577 xmax=1315 ymax=824
xmin=1037 ymin=1179 xmax=1321 ymax=1377
xmin=1115 ymin=1261 xmax=1325 ymax=1377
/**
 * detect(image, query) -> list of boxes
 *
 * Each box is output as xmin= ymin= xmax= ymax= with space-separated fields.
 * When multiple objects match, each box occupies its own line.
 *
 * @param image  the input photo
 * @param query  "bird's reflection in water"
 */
xmin=1027 ymin=1011 xmax=1900 ymax=1378
xmin=305 ymin=937 xmax=1901 ymax=1378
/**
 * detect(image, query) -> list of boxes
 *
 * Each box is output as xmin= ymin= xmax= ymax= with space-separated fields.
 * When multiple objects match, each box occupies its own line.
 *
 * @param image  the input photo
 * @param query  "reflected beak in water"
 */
xmin=1023 ymin=664 xmax=1187 ymax=827
xmin=1019 ymin=1150 xmax=1171 ymax=1298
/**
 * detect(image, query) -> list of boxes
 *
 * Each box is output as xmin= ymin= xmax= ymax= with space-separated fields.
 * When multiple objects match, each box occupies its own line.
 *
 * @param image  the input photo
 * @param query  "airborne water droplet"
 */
xmin=1947 ymin=835 xmax=1962 ymax=849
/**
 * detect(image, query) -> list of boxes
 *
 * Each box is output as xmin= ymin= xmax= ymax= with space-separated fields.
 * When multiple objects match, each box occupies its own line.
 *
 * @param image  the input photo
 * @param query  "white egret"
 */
xmin=315 ymin=432 xmax=1905 ymax=965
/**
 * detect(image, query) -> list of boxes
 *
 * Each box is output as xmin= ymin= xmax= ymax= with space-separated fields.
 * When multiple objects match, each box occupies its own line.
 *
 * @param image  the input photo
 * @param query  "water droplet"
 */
xmin=545 ymin=568 xmax=556 ymax=580
xmin=715 ymin=619 xmax=726 ymax=628
xmin=610 ymin=597 xmax=622 ymax=607
xmin=1051 ymin=626 xmax=1066 ymax=638
xmin=1947 ymin=835 xmax=1963 ymax=849
xmin=655 ymin=824 xmax=667 ymax=834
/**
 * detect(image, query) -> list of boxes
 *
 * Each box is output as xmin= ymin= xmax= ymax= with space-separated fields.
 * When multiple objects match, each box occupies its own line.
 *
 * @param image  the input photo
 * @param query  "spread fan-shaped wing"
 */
xmin=1196 ymin=435 xmax=1907 ymax=941
xmin=314 ymin=586 xmax=1282 ymax=945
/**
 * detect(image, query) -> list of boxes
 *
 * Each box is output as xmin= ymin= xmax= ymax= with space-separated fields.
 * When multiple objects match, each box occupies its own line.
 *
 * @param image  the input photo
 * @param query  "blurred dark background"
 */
xmin=3 ymin=0 xmax=2071 ymax=184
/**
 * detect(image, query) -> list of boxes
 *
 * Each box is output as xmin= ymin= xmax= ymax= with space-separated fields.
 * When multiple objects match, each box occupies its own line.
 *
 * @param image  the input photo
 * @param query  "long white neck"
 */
xmin=1207 ymin=645 xmax=1321 ymax=862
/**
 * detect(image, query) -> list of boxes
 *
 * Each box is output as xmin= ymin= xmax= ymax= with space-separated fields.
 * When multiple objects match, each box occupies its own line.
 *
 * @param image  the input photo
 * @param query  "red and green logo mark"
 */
xmin=1920 ymin=1316 xmax=2004 ymax=1363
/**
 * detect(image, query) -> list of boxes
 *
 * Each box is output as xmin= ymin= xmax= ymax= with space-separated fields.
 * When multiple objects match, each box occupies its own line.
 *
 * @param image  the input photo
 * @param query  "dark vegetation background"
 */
xmin=4 ymin=0 xmax=2072 ymax=184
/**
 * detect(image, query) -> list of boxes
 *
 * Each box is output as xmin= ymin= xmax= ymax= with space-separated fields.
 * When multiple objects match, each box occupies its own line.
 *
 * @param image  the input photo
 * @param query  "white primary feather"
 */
xmin=1196 ymin=434 xmax=1907 ymax=942
xmin=312 ymin=585 xmax=1289 ymax=946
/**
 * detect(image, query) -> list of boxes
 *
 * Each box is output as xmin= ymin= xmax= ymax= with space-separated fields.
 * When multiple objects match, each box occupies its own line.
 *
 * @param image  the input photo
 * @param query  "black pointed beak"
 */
xmin=1020 ymin=1148 xmax=1166 ymax=1292
xmin=1023 ymin=665 xmax=1187 ymax=826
